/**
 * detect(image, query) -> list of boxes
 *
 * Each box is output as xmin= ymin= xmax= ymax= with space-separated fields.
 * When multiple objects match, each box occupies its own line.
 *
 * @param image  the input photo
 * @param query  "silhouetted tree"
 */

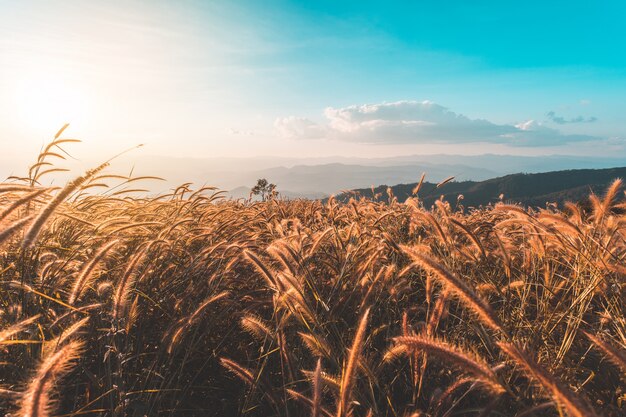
xmin=250 ymin=178 xmax=277 ymax=201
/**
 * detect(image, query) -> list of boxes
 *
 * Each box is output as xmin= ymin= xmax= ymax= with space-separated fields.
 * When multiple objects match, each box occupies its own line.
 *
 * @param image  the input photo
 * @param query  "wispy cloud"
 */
xmin=276 ymin=101 xmax=601 ymax=147
xmin=227 ymin=128 xmax=256 ymax=136
xmin=546 ymin=111 xmax=597 ymax=125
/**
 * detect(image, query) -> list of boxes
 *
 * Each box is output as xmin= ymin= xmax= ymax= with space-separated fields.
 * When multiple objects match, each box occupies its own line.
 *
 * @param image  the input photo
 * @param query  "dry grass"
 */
xmin=0 ymin=134 xmax=625 ymax=416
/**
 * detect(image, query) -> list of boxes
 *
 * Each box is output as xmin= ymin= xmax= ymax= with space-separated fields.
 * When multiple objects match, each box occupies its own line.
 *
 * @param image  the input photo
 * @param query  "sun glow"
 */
xmin=12 ymin=72 xmax=90 ymax=134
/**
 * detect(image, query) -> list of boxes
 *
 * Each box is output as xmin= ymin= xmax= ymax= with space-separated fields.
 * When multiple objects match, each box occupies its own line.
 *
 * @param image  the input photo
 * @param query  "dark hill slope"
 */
xmin=335 ymin=167 xmax=626 ymax=209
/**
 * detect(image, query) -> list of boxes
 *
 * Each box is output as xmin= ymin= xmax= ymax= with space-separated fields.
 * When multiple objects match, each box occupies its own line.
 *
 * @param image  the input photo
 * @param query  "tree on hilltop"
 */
xmin=250 ymin=178 xmax=277 ymax=201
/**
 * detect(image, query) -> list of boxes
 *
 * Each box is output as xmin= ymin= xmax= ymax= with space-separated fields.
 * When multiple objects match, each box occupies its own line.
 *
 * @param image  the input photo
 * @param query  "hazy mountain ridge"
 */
xmin=107 ymin=153 xmax=626 ymax=196
xmin=5 ymin=153 xmax=625 ymax=198
xmin=335 ymin=166 xmax=626 ymax=209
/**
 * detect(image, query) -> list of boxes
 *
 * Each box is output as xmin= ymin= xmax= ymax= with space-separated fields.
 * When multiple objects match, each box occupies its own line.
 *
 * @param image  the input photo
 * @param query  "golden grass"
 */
xmin=0 ymin=135 xmax=625 ymax=416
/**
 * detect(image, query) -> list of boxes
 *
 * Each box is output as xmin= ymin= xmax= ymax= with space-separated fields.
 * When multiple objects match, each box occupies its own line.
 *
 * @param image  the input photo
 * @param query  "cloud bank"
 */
xmin=275 ymin=101 xmax=601 ymax=147
xmin=546 ymin=111 xmax=597 ymax=124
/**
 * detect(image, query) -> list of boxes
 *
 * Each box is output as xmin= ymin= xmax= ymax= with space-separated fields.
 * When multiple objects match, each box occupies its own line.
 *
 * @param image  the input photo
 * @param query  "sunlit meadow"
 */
xmin=1 ymin=2 xmax=625 ymax=417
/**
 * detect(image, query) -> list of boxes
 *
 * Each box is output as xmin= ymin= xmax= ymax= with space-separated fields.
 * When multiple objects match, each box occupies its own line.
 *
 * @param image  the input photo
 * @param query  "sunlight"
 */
xmin=12 ymin=71 xmax=90 ymax=133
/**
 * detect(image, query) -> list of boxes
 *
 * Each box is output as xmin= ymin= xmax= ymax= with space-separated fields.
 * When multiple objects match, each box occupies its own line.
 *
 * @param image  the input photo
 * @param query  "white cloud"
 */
xmin=274 ymin=116 xmax=327 ymax=139
xmin=276 ymin=100 xmax=602 ymax=147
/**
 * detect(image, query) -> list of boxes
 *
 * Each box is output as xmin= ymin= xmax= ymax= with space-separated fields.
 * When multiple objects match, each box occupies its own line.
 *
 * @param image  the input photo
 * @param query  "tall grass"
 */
xmin=0 ymin=134 xmax=624 ymax=416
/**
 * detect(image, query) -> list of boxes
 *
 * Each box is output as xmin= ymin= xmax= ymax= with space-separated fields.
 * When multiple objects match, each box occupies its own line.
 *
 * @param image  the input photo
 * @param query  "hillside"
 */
xmin=336 ymin=166 xmax=626 ymax=209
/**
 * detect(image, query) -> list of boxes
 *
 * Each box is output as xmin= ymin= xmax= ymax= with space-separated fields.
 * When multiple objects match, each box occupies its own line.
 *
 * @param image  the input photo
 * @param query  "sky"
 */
xmin=1 ymin=0 xmax=625 ymax=170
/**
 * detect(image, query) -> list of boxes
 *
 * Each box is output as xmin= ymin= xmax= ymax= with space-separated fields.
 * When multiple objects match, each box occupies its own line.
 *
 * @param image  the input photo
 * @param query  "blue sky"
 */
xmin=0 ymin=0 xmax=625 ymax=165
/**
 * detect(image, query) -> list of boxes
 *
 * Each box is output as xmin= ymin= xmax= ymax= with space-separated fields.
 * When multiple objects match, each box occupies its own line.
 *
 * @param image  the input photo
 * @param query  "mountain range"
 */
xmin=334 ymin=166 xmax=626 ymax=209
xmin=4 ymin=153 xmax=625 ymax=200
xmin=103 ymin=153 xmax=626 ymax=198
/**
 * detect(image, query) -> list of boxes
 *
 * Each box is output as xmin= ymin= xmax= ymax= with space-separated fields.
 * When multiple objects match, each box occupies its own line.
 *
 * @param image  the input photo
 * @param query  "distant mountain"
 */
xmin=9 ymin=153 xmax=624 ymax=198
xmin=96 ymin=153 xmax=626 ymax=197
xmin=99 ymin=156 xmax=499 ymax=195
xmin=334 ymin=167 xmax=626 ymax=209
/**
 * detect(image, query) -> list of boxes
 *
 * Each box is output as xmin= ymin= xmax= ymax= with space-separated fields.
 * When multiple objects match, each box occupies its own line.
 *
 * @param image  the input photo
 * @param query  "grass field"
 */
xmin=1 ymin=134 xmax=625 ymax=416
